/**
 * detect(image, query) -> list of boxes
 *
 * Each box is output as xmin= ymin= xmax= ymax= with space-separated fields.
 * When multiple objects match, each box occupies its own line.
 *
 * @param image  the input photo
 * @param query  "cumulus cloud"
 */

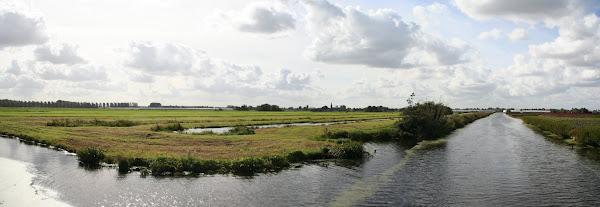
xmin=0 ymin=74 xmax=18 ymax=89
xmin=34 ymin=43 xmax=86 ymax=65
xmin=506 ymin=28 xmax=527 ymax=41
xmin=0 ymin=9 xmax=48 ymax=48
xmin=413 ymin=2 xmax=448 ymax=27
xmin=453 ymin=0 xmax=582 ymax=24
xmin=529 ymin=14 xmax=600 ymax=67
xmin=303 ymin=0 xmax=471 ymax=68
xmin=478 ymin=28 xmax=502 ymax=40
xmin=498 ymin=54 xmax=600 ymax=97
xmin=127 ymin=41 xmax=216 ymax=75
xmin=271 ymin=69 xmax=312 ymax=90
xmin=6 ymin=60 xmax=21 ymax=75
xmin=238 ymin=4 xmax=296 ymax=34
xmin=129 ymin=73 xmax=155 ymax=83
xmin=442 ymin=66 xmax=497 ymax=98
xmin=37 ymin=64 xmax=108 ymax=82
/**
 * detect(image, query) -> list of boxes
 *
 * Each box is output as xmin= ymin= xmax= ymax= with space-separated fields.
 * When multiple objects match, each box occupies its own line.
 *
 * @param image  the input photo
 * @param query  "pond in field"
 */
xmin=2 ymin=113 xmax=600 ymax=206
xmin=182 ymin=118 xmax=394 ymax=134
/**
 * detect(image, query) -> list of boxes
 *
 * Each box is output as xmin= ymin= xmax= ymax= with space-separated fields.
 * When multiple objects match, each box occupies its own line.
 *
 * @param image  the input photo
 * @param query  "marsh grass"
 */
xmin=47 ymin=118 xmax=139 ymax=127
xmin=151 ymin=123 xmax=185 ymax=132
xmin=77 ymin=147 xmax=105 ymax=165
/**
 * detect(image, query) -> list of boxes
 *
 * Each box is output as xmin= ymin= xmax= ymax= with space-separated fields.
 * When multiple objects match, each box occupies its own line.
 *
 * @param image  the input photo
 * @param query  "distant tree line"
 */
xmin=362 ymin=106 xmax=397 ymax=112
xmin=232 ymin=103 xmax=398 ymax=112
xmin=551 ymin=108 xmax=592 ymax=114
xmin=0 ymin=99 xmax=137 ymax=108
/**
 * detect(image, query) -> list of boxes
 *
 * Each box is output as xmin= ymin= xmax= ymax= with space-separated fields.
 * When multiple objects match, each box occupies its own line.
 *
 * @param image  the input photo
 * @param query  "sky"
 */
xmin=1 ymin=0 xmax=600 ymax=109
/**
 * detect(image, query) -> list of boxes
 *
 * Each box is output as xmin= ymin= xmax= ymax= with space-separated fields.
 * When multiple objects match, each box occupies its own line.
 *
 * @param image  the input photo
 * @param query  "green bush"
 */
xmin=328 ymin=142 xmax=365 ymax=159
xmin=286 ymin=150 xmax=307 ymax=162
xmin=231 ymin=157 xmax=265 ymax=174
xmin=118 ymin=159 xmax=130 ymax=173
xmin=577 ymin=126 xmax=600 ymax=147
xmin=149 ymin=156 xmax=181 ymax=175
xmin=397 ymin=101 xmax=453 ymax=140
xmin=262 ymin=155 xmax=289 ymax=169
xmin=77 ymin=147 xmax=105 ymax=165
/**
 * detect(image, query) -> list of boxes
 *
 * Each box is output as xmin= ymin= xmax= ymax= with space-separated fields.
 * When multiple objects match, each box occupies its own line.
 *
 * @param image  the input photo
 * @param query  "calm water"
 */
xmin=2 ymin=113 xmax=600 ymax=206
xmin=182 ymin=119 xmax=394 ymax=134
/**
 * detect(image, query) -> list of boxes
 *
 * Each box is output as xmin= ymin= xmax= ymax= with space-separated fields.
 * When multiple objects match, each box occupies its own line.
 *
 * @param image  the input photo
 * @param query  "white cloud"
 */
xmin=303 ymin=0 xmax=471 ymax=68
xmin=443 ymin=66 xmax=497 ymax=98
xmin=238 ymin=3 xmax=296 ymax=34
xmin=129 ymin=72 xmax=155 ymax=83
xmin=271 ymin=68 xmax=312 ymax=90
xmin=0 ymin=8 xmax=48 ymax=49
xmin=0 ymin=74 xmax=18 ymax=89
xmin=126 ymin=41 xmax=212 ymax=75
xmin=34 ymin=43 xmax=86 ymax=65
xmin=413 ymin=2 xmax=448 ymax=27
xmin=506 ymin=28 xmax=527 ymax=41
xmin=478 ymin=28 xmax=501 ymax=40
xmin=453 ymin=0 xmax=583 ymax=24
xmin=529 ymin=14 xmax=600 ymax=67
xmin=6 ymin=60 xmax=21 ymax=75
xmin=498 ymin=54 xmax=600 ymax=97
xmin=37 ymin=64 xmax=108 ymax=82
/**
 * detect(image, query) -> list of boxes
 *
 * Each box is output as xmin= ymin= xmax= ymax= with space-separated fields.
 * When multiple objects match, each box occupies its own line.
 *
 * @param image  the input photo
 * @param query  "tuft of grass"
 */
xmin=151 ymin=123 xmax=185 ymax=132
xmin=328 ymin=141 xmax=365 ymax=159
xmin=224 ymin=126 xmax=256 ymax=135
xmin=77 ymin=147 xmax=105 ymax=165
xmin=46 ymin=118 xmax=86 ymax=127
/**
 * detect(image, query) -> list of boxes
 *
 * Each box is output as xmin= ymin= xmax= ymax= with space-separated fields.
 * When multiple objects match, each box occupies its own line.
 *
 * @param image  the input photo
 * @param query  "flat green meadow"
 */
xmin=0 ymin=108 xmax=398 ymax=160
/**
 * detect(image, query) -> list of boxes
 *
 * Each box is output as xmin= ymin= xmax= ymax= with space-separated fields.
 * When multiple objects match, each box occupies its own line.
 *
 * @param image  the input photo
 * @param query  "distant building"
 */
xmin=149 ymin=102 xmax=162 ymax=107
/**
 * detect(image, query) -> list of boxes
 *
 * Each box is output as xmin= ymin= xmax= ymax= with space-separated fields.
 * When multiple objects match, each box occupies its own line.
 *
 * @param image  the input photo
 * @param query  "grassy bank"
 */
xmin=517 ymin=115 xmax=600 ymax=147
xmin=0 ymin=107 xmax=491 ymax=175
xmin=0 ymin=108 xmax=396 ymax=174
xmin=319 ymin=111 xmax=492 ymax=142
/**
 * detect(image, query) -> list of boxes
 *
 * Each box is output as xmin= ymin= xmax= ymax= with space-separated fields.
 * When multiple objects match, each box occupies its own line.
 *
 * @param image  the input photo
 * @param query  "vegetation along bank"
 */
xmin=0 ymin=105 xmax=490 ymax=175
xmin=512 ymin=113 xmax=600 ymax=147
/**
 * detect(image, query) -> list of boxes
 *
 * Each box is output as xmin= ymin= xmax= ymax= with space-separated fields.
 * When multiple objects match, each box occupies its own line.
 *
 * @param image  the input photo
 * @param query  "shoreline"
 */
xmin=0 ymin=157 xmax=71 ymax=207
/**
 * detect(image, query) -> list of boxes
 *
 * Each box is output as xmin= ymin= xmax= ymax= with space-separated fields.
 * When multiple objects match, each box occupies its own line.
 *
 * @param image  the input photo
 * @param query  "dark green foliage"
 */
xmin=397 ymin=101 xmax=453 ymax=140
xmin=225 ymin=126 xmax=255 ymax=135
xmin=321 ymin=125 xmax=397 ymax=142
xmin=149 ymin=156 xmax=180 ymax=175
xmin=151 ymin=123 xmax=185 ymax=132
xmin=47 ymin=118 xmax=138 ymax=127
xmin=257 ymin=103 xmax=282 ymax=111
xmin=118 ymin=159 xmax=130 ymax=173
xmin=328 ymin=142 xmax=365 ymax=159
xmin=46 ymin=118 xmax=86 ymax=127
xmin=521 ymin=116 xmax=574 ymax=138
xmin=576 ymin=126 xmax=600 ymax=147
xmin=262 ymin=155 xmax=290 ymax=169
xmin=77 ymin=147 xmax=105 ymax=165
xmin=231 ymin=157 xmax=265 ymax=174
xmin=286 ymin=150 xmax=307 ymax=162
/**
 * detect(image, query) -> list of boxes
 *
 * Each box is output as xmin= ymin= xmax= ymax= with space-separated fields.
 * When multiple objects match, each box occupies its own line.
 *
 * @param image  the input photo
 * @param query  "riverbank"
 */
xmin=0 ymin=157 xmax=71 ymax=207
xmin=0 ymin=108 xmax=491 ymax=175
xmin=0 ymin=108 xmax=398 ymax=174
xmin=510 ymin=113 xmax=600 ymax=147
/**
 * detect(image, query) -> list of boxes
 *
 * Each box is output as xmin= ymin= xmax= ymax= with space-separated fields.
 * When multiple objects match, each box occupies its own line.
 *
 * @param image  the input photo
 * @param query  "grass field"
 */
xmin=0 ymin=108 xmax=398 ymax=160
xmin=514 ymin=113 xmax=600 ymax=147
